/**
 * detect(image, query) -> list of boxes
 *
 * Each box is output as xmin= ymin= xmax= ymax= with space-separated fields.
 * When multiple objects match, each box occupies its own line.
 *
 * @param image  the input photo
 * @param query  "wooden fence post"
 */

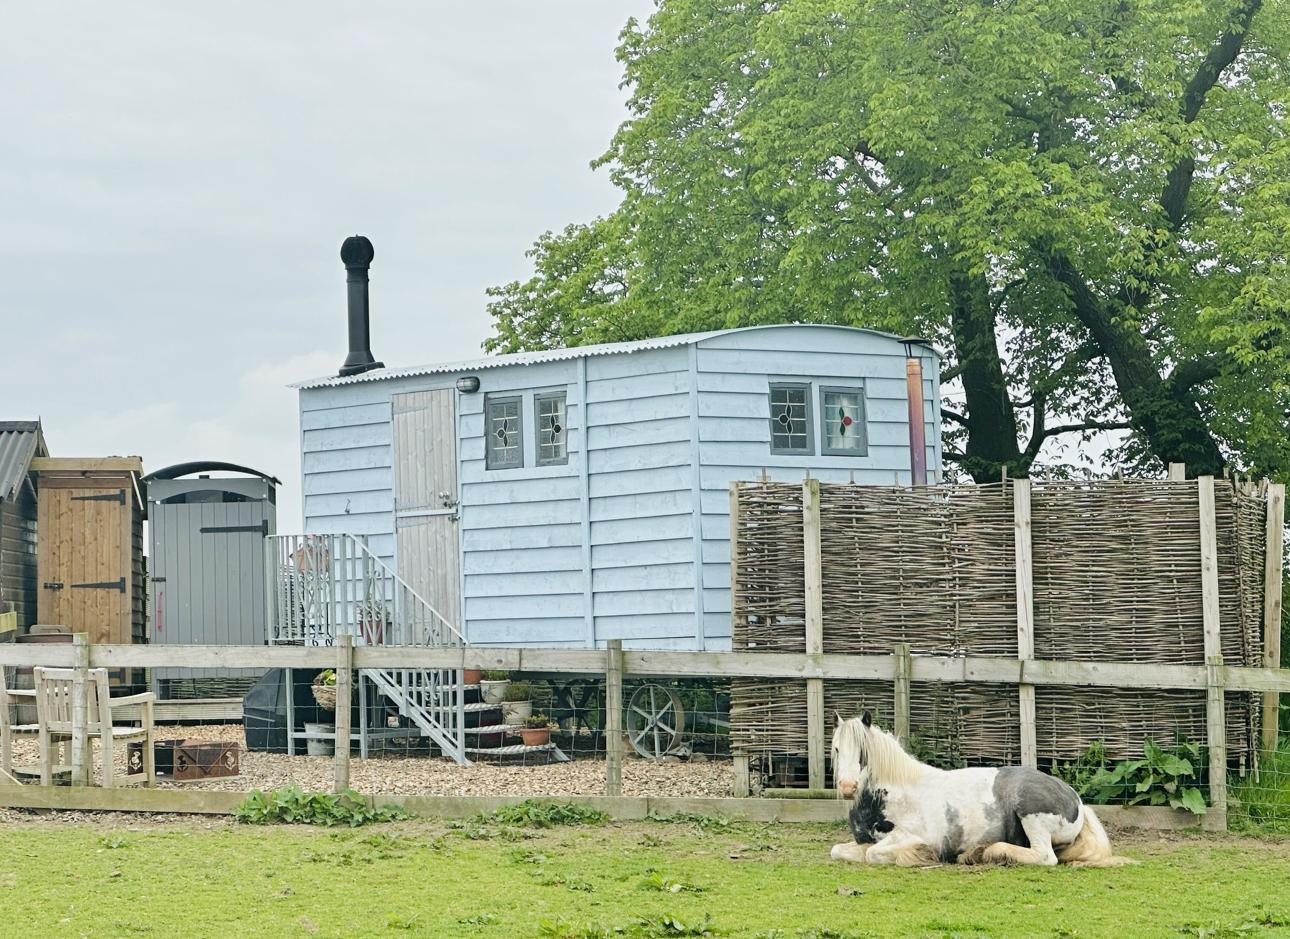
xmin=729 ymin=482 xmax=751 ymax=797
xmin=803 ymin=478 xmax=825 ymax=792
xmin=1263 ymin=483 xmax=1285 ymax=754
xmin=1168 ymin=463 xmax=1187 ymax=481
xmin=1198 ymin=476 xmax=1228 ymax=831
xmin=605 ymin=639 xmax=624 ymax=797
xmin=893 ymin=643 xmax=911 ymax=744
xmin=333 ymin=635 xmax=352 ymax=794
xmin=1013 ymin=479 xmax=1037 ymax=769
xmin=69 ymin=633 xmax=91 ymax=787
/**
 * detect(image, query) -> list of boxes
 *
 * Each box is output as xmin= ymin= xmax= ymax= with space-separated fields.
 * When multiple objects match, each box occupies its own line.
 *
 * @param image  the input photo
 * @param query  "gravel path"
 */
xmin=6 ymin=724 xmax=733 ymax=798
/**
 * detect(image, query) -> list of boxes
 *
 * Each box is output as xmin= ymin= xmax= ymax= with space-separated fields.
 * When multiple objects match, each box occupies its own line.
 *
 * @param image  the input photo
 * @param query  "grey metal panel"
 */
xmin=147 ymin=478 xmax=276 ymax=687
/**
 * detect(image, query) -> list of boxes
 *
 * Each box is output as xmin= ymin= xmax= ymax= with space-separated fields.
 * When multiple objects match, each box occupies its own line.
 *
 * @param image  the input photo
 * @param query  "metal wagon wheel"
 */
xmin=625 ymin=683 xmax=686 ymax=760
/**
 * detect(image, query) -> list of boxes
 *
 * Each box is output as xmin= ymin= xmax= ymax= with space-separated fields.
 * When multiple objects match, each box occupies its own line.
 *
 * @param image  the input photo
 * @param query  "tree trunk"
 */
xmin=1047 ymin=254 xmax=1226 ymax=475
xmin=947 ymin=268 xmax=1024 ymax=482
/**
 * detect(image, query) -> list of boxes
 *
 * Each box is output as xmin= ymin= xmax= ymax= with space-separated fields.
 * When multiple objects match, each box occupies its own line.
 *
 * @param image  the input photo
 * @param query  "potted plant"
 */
xmin=479 ymin=670 xmax=511 ymax=705
xmin=312 ymin=669 xmax=337 ymax=711
xmin=501 ymin=681 xmax=533 ymax=725
xmin=520 ymin=714 xmax=554 ymax=747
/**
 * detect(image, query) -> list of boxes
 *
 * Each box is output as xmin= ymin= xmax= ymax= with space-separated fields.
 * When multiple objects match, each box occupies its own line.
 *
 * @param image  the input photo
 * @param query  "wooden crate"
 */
xmin=129 ymin=739 xmax=240 ymax=781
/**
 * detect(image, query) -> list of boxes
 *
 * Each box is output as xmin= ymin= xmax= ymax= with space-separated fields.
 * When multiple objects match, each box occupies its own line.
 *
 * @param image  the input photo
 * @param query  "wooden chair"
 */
xmin=0 ymin=670 xmax=50 ymax=784
xmin=32 ymin=668 xmax=156 ymax=787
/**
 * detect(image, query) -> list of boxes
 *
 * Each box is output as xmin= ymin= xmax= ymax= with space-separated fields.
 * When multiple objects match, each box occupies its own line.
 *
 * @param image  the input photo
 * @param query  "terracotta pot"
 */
xmin=520 ymin=726 xmax=551 ymax=747
xmin=463 ymin=668 xmax=483 ymax=685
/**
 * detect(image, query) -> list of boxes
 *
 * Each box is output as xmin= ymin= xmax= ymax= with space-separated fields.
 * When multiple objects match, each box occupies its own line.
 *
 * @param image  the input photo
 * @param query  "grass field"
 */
xmin=5 ymin=810 xmax=1290 ymax=939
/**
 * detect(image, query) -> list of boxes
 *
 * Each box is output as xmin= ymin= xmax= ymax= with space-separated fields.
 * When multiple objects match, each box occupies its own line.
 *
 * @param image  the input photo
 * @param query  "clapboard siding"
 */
xmin=692 ymin=330 xmax=941 ymax=642
xmin=298 ymin=325 xmax=941 ymax=652
xmin=0 ymin=489 xmax=38 ymax=629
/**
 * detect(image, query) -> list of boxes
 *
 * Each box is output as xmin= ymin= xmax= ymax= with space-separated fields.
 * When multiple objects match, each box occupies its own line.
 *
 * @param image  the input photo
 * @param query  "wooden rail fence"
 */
xmin=3 ymin=635 xmax=1290 ymax=829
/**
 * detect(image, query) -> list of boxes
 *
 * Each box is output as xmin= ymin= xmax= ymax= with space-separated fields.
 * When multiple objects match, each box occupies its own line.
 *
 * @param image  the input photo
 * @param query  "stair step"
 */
xmin=463 ymin=701 xmax=504 ymax=713
xmin=463 ymin=723 xmax=527 ymax=735
xmin=464 ymin=742 xmax=567 ymax=759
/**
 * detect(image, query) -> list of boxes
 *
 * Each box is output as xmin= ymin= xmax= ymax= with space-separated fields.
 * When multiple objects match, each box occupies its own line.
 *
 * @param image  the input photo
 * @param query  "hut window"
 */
xmin=820 ymin=385 xmax=868 ymax=456
xmin=535 ymin=391 xmax=568 ymax=466
xmin=768 ymin=383 xmax=813 ymax=454
xmin=485 ymin=395 xmax=523 ymax=470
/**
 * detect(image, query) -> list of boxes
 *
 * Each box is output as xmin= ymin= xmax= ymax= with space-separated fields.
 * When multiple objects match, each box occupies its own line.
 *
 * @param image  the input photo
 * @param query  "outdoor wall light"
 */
xmin=456 ymin=376 xmax=481 ymax=394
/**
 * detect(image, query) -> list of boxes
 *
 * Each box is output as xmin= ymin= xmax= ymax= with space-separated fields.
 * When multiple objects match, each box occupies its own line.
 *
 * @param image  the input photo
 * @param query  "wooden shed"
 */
xmin=0 ymin=421 xmax=47 ymax=630
xmin=294 ymin=324 xmax=942 ymax=652
xmin=145 ymin=462 xmax=278 ymax=697
xmin=33 ymin=457 xmax=146 ymax=657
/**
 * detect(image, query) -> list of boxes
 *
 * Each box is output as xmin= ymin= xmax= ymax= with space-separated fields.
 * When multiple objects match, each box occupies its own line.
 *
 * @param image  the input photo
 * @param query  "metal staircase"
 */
xmin=268 ymin=533 xmax=469 ymax=764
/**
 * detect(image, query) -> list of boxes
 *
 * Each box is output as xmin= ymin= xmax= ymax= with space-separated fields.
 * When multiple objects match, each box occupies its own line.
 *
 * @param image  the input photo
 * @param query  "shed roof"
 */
xmin=294 ymin=324 xmax=936 ymax=390
xmin=0 ymin=421 xmax=48 ymax=502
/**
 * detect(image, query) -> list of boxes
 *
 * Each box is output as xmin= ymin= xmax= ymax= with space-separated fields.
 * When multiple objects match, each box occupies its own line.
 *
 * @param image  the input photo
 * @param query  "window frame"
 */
xmin=534 ymin=390 xmax=569 ymax=467
xmin=767 ymin=381 xmax=815 ymax=456
xmin=818 ymin=383 xmax=869 ymax=457
xmin=484 ymin=393 xmax=524 ymax=470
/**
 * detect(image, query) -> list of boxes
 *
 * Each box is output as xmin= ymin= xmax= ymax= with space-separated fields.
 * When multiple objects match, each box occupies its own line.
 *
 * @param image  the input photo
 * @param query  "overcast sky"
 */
xmin=1 ymin=3 xmax=651 ymax=526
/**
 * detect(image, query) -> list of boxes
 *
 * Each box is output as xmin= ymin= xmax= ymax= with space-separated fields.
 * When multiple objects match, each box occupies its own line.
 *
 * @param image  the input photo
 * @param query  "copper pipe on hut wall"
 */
xmin=906 ymin=356 xmax=928 ymax=485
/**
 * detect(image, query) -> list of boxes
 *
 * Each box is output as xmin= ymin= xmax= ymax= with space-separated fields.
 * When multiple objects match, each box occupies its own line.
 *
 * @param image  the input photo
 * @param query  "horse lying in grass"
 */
xmin=830 ymin=712 xmax=1132 ymax=868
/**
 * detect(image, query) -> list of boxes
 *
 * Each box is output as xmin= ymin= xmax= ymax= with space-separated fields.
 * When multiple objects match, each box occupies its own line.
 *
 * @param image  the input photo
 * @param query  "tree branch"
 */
xmin=1168 ymin=354 xmax=1225 ymax=394
xmin=1160 ymin=0 xmax=1263 ymax=229
xmin=941 ymin=408 xmax=971 ymax=427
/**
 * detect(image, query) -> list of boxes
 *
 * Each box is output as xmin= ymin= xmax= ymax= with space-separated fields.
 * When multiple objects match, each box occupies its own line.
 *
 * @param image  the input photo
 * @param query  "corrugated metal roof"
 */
xmin=0 ymin=421 xmax=47 ymax=502
xmin=294 ymin=324 xmax=935 ymax=390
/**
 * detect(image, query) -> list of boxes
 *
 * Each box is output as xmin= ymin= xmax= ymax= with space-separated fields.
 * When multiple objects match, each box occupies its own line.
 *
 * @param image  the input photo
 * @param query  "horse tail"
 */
xmin=1056 ymin=806 xmax=1135 ymax=868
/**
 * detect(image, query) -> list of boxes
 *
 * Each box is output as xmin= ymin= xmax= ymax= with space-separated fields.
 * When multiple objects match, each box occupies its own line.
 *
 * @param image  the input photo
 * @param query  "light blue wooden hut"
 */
xmin=293 ymin=324 xmax=942 ymax=654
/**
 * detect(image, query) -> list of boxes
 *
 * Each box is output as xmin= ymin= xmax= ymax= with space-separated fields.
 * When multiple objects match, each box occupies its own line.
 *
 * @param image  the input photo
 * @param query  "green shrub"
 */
xmin=234 ymin=787 xmax=411 ymax=827
xmin=1052 ymin=741 xmax=1110 ymax=794
xmin=503 ymin=681 xmax=532 ymax=701
xmin=482 ymin=670 xmax=509 ymax=682
xmin=471 ymin=800 xmax=609 ymax=829
xmin=1083 ymin=739 xmax=1207 ymax=814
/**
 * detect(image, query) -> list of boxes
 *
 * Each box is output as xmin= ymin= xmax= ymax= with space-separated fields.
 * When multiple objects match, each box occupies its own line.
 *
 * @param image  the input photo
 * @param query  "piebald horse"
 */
xmin=830 ymin=712 xmax=1132 ymax=867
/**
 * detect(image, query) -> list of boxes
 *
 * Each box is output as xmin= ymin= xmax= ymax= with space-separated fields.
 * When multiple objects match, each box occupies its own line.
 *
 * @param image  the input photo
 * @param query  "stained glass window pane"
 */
xmin=485 ymin=395 xmax=523 ymax=469
xmin=536 ymin=392 xmax=568 ymax=466
xmin=769 ymin=383 xmax=812 ymax=454
xmin=820 ymin=386 xmax=867 ymax=455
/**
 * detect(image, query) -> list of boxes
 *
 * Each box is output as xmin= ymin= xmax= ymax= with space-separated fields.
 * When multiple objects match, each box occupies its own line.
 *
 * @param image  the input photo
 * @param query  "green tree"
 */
xmin=487 ymin=0 xmax=1290 ymax=482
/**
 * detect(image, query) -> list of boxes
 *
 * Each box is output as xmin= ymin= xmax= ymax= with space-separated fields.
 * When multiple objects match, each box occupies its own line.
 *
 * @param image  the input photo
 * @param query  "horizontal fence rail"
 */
xmin=2 ymin=643 xmax=1288 ymax=693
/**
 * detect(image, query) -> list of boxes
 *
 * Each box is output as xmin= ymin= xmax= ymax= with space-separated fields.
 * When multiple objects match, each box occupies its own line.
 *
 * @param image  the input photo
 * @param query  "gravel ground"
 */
xmin=6 ymin=724 xmax=734 ymax=798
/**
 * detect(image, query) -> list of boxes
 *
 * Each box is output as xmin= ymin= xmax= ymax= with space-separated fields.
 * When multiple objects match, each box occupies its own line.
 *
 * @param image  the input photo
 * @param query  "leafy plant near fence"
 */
xmin=1076 ymin=740 xmax=1208 ymax=814
xmin=234 ymin=787 xmax=411 ymax=827
xmin=469 ymin=799 xmax=610 ymax=829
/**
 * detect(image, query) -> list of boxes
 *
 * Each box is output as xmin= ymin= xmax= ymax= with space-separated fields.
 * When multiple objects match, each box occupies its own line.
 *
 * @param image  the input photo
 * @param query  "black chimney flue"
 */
xmin=338 ymin=235 xmax=384 ymax=377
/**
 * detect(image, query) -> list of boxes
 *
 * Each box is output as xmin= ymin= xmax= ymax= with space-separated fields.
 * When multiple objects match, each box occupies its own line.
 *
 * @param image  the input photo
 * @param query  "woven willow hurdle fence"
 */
xmin=729 ymin=473 xmax=1285 ymax=830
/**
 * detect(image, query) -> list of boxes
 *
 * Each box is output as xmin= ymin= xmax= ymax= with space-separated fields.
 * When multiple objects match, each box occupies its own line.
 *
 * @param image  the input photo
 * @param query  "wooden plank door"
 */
xmin=37 ymin=483 xmax=129 ymax=642
xmin=392 ymin=390 xmax=462 ymax=628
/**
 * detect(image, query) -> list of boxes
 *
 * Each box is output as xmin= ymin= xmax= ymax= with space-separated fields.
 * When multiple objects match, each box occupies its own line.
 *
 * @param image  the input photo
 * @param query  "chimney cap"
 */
xmin=340 ymin=235 xmax=375 ymax=269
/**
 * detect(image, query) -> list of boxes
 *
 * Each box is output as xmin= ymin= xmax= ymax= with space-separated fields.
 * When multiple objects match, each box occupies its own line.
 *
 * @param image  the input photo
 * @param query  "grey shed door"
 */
xmin=392 ymin=390 xmax=461 ymax=629
xmin=150 ymin=499 xmax=272 ymax=681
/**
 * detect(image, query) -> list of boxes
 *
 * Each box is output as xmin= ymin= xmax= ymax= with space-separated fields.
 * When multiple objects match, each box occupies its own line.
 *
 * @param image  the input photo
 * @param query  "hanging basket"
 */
xmin=312 ymin=673 xmax=337 ymax=711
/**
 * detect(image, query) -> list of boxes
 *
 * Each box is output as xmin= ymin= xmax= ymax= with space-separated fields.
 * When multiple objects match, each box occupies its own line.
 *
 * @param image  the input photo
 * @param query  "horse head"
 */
xmin=831 ymin=710 xmax=873 ymax=799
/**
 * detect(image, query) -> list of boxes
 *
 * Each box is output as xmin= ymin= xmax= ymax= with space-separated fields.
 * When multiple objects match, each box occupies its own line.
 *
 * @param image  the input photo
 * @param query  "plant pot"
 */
xmin=502 ymin=700 xmax=533 ymax=724
xmin=520 ymin=726 xmax=551 ymax=747
xmin=463 ymin=668 xmax=483 ymax=685
xmin=312 ymin=683 xmax=337 ymax=711
xmin=304 ymin=723 xmax=335 ymax=757
xmin=480 ymin=679 xmax=510 ymax=705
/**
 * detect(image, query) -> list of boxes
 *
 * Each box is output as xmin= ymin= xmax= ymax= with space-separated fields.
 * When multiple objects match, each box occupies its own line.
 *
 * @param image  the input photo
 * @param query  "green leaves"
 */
xmin=1081 ymin=739 xmax=1208 ymax=814
xmin=233 ymin=788 xmax=411 ymax=827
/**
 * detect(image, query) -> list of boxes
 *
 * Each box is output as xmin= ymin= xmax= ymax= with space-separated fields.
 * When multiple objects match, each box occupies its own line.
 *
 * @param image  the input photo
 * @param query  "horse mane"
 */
xmin=842 ymin=717 xmax=931 ymax=789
